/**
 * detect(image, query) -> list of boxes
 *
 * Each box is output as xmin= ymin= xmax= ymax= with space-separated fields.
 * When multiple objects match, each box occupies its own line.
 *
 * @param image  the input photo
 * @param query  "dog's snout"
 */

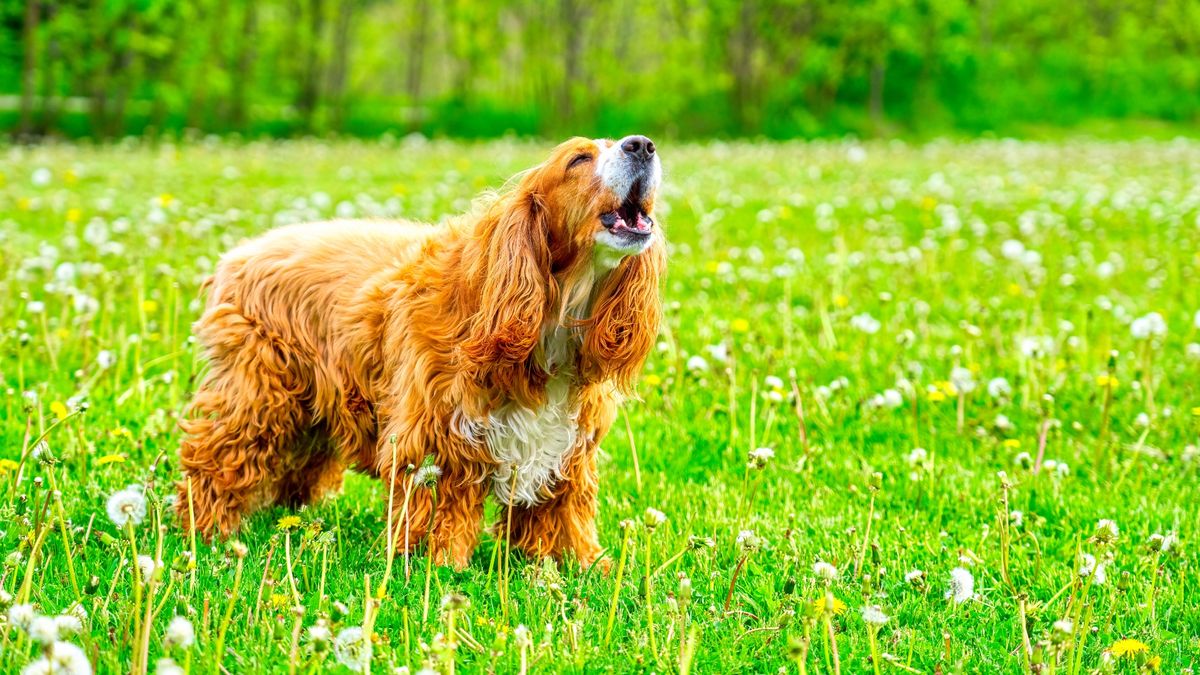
xmin=620 ymin=135 xmax=655 ymax=162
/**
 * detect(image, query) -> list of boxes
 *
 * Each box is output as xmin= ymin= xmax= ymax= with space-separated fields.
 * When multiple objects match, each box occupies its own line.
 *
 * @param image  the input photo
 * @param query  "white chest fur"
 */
xmin=483 ymin=375 xmax=579 ymax=506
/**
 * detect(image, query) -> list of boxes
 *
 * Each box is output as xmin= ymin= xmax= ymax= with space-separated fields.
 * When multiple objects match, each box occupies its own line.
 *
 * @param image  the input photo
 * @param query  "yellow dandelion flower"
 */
xmin=928 ymin=390 xmax=946 ymax=403
xmin=66 ymin=208 xmax=82 ymax=223
xmin=833 ymin=294 xmax=850 ymax=309
xmin=1191 ymin=406 xmax=1200 ymax=417
xmin=1109 ymin=639 xmax=1150 ymax=658
xmin=834 ymin=351 xmax=849 ymax=362
xmin=158 ymin=193 xmax=175 ymax=207
xmin=1007 ymin=283 xmax=1023 ymax=297
xmin=64 ymin=169 xmax=78 ymax=185
xmin=1096 ymin=374 xmax=1119 ymax=389
xmin=643 ymin=374 xmax=662 ymax=387
xmin=731 ymin=318 xmax=750 ymax=333
xmin=811 ymin=597 xmax=848 ymax=616
xmin=55 ymin=328 xmax=70 ymax=339
xmin=269 ymin=592 xmax=290 ymax=609
xmin=17 ymin=197 xmax=32 ymax=211
xmin=142 ymin=300 xmax=159 ymax=314
xmin=50 ymin=401 xmax=69 ymax=419
xmin=96 ymin=454 xmax=126 ymax=466
xmin=277 ymin=515 xmax=302 ymax=531
xmin=1002 ymin=439 xmax=1021 ymax=449
xmin=1147 ymin=655 xmax=1162 ymax=670
xmin=920 ymin=196 xmax=937 ymax=211
xmin=0 ymin=459 xmax=20 ymax=473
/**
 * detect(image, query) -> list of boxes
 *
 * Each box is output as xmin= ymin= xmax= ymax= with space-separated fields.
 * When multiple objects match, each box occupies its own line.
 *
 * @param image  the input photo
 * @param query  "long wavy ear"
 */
xmin=461 ymin=191 xmax=553 ymax=405
xmin=579 ymin=237 xmax=666 ymax=392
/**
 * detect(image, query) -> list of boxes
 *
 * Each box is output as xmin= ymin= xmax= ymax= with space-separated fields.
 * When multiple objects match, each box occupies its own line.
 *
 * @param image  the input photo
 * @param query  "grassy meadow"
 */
xmin=1 ymin=137 xmax=1198 ymax=673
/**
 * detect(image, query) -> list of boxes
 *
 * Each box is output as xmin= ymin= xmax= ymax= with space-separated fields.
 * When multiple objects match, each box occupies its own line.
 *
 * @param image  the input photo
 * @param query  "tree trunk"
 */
xmin=559 ymin=0 xmax=586 ymax=127
xmin=297 ymin=0 xmax=326 ymax=133
xmin=88 ymin=0 xmax=110 ymax=137
xmin=230 ymin=0 xmax=258 ymax=130
xmin=728 ymin=1 xmax=758 ymax=133
xmin=869 ymin=58 xmax=886 ymax=134
xmin=109 ymin=8 xmax=139 ymax=138
xmin=38 ymin=1 xmax=59 ymax=136
xmin=326 ymin=0 xmax=355 ymax=133
xmin=405 ymin=0 xmax=431 ymax=132
xmin=19 ymin=0 xmax=40 ymax=138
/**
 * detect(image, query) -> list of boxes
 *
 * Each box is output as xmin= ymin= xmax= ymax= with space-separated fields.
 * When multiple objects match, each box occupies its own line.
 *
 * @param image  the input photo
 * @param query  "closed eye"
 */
xmin=567 ymin=153 xmax=593 ymax=170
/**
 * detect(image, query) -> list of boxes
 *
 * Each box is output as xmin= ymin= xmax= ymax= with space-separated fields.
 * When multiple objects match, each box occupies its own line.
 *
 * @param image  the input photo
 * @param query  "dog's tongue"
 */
xmin=633 ymin=212 xmax=652 ymax=233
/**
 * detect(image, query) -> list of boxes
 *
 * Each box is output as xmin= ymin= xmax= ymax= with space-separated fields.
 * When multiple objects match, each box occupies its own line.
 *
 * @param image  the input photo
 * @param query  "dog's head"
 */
xmin=462 ymin=136 xmax=666 ymax=403
xmin=527 ymin=136 xmax=663 ymax=264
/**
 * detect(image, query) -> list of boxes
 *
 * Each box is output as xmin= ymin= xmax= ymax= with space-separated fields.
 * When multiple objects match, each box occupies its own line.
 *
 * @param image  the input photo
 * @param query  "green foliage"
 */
xmin=2 ymin=0 xmax=1199 ymax=139
xmin=0 ymin=138 xmax=1198 ymax=671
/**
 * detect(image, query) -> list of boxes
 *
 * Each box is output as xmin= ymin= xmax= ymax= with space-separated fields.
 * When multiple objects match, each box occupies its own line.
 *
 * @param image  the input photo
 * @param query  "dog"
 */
xmin=177 ymin=136 xmax=665 ymax=569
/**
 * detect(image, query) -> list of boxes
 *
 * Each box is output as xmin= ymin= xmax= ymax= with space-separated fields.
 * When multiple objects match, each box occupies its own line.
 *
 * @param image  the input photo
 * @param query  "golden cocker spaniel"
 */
xmin=178 ymin=136 xmax=665 ymax=569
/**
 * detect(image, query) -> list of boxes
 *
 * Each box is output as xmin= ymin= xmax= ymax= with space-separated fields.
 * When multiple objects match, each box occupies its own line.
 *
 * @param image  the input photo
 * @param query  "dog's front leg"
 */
xmin=423 ymin=467 xmax=489 ymax=570
xmin=379 ymin=421 xmax=489 ymax=571
xmin=495 ymin=441 xmax=604 ymax=569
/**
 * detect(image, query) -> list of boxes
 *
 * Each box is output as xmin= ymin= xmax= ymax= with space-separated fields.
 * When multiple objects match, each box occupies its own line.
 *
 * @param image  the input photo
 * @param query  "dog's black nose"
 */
xmin=620 ymin=135 xmax=655 ymax=161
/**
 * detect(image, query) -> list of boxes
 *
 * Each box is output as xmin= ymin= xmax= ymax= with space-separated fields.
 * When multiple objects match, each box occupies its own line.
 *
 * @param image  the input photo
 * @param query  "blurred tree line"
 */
xmin=1 ymin=0 xmax=1198 ymax=140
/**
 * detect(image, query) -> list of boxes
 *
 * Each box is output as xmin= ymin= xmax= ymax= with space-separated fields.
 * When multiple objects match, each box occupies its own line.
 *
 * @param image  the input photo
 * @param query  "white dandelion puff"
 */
xmin=1130 ymin=312 xmax=1167 ymax=340
xmin=29 ymin=616 xmax=59 ymax=644
xmin=155 ymin=658 xmax=185 ymax=675
xmin=22 ymin=641 xmax=92 ymax=675
xmin=105 ymin=488 xmax=146 ymax=528
xmin=812 ymin=561 xmax=839 ymax=581
xmin=333 ymin=626 xmax=368 ymax=672
xmin=163 ymin=616 xmax=195 ymax=649
xmin=8 ymin=603 xmax=36 ymax=631
xmin=987 ymin=377 xmax=1012 ymax=399
xmin=860 ymin=605 xmax=889 ymax=626
xmin=946 ymin=567 xmax=974 ymax=603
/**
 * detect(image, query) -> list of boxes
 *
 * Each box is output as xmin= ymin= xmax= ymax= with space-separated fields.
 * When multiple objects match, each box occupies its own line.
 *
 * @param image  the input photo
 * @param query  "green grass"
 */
xmin=1 ymin=137 xmax=1198 ymax=674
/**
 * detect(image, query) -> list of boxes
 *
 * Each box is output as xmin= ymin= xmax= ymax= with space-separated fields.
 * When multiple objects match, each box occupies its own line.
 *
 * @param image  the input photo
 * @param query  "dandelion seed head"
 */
xmin=164 ymin=616 xmax=195 ymax=649
xmin=812 ymin=561 xmax=839 ymax=581
xmin=946 ymin=567 xmax=974 ymax=603
xmin=860 ymin=605 xmax=889 ymax=626
xmin=105 ymin=488 xmax=147 ymax=528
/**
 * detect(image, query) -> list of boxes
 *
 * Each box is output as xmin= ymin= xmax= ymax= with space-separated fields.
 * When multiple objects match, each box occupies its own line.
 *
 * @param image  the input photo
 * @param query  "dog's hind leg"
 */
xmin=177 ymin=303 xmax=309 ymax=537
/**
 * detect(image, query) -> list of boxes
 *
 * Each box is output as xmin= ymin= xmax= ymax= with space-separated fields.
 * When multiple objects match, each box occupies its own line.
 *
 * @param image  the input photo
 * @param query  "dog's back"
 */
xmin=208 ymin=220 xmax=433 ymax=343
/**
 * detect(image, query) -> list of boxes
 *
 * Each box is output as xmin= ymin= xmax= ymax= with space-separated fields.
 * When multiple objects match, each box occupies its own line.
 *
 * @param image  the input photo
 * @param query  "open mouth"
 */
xmin=600 ymin=179 xmax=652 ymax=239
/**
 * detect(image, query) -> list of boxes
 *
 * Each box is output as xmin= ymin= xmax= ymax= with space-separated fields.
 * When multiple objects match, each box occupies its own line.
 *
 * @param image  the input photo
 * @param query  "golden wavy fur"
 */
xmin=177 ymin=136 xmax=666 ymax=569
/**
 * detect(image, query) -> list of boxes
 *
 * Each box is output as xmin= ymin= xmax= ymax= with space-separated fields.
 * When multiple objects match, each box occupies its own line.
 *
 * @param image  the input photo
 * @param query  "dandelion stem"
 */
xmin=212 ymin=551 xmax=246 ymax=675
xmin=186 ymin=475 xmax=198 ymax=591
xmin=604 ymin=527 xmax=632 ymax=646
xmin=853 ymin=492 xmax=875 ymax=580
xmin=45 ymin=471 xmax=81 ymax=599
xmin=284 ymin=530 xmax=301 ymax=603
xmin=645 ymin=527 xmax=658 ymax=655
xmin=422 ymin=486 xmax=439 ymax=624
xmin=867 ymin=626 xmax=882 ymax=675
xmin=723 ymin=554 xmax=747 ymax=612
xmin=381 ymin=436 xmax=401 ymax=596
xmin=823 ymin=609 xmax=841 ymax=675
xmin=623 ymin=411 xmax=642 ymax=493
